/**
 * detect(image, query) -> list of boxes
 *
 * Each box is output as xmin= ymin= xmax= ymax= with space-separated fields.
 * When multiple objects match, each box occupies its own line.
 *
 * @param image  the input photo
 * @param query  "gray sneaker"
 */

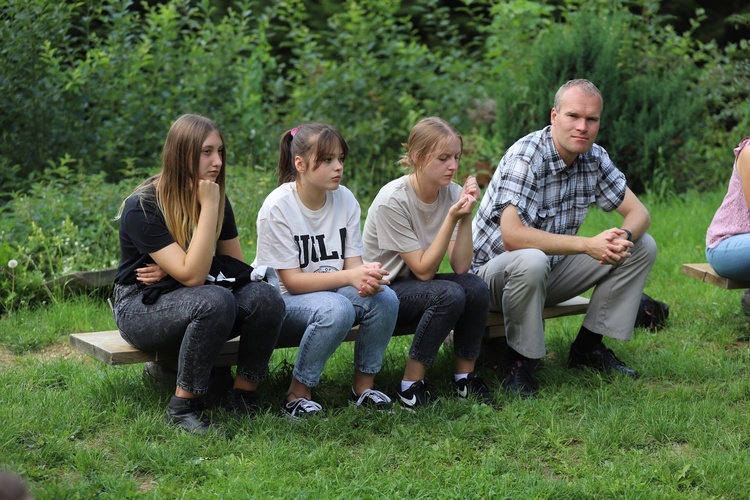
xmin=742 ymin=289 xmax=750 ymax=317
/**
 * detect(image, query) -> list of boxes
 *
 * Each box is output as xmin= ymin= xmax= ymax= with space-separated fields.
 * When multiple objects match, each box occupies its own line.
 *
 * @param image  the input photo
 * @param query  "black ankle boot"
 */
xmin=166 ymin=395 xmax=212 ymax=433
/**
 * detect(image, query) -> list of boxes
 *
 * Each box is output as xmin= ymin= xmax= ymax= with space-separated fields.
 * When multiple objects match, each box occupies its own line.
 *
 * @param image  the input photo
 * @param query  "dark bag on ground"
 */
xmin=634 ymin=293 xmax=669 ymax=331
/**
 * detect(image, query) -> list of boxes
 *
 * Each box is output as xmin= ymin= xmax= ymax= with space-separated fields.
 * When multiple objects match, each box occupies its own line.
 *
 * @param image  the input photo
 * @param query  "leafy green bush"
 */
xmin=481 ymin=4 xmax=703 ymax=193
xmin=676 ymin=39 xmax=750 ymax=191
xmin=0 ymin=0 xmax=278 ymax=195
xmin=0 ymin=0 xmax=81 ymax=195
xmin=0 ymin=157 xmax=134 ymax=315
xmin=4 ymin=0 xmax=745 ymax=199
xmin=274 ymin=0 xmax=486 ymax=193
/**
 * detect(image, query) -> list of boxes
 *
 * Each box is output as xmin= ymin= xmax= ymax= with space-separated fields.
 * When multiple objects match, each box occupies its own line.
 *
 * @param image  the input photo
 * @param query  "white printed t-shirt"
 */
xmin=254 ymin=182 xmax=364 ymax=293
xmin=362 ymin=175 xmax=461 ymax=281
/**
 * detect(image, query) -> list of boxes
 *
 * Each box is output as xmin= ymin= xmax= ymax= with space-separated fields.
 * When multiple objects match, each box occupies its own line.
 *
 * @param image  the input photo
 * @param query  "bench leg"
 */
xmin=477 ymin=336 xmax=508 ymax=372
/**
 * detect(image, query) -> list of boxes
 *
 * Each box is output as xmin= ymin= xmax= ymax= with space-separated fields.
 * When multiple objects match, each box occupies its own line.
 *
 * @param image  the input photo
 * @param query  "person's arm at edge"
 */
xmin=736 ymin=146 xmax=750 ymax=209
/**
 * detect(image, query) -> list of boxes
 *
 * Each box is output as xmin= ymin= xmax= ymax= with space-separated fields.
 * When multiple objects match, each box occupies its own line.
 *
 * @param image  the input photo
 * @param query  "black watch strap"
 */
xmin=621 ymin=228 xmax=632 ymax=241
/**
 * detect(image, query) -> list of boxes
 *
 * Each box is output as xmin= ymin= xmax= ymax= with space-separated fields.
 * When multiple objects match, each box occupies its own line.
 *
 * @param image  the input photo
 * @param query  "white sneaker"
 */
xmin=350 ymin=388 xmax=393 ymax=411
xmin=281 ymin=397 xmax=323 ymax=420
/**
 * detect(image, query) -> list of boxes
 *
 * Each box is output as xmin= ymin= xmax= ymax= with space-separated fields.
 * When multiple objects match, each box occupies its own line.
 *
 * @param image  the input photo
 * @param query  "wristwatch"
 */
xmin=621 ymin=228 xmax=632 ymax=241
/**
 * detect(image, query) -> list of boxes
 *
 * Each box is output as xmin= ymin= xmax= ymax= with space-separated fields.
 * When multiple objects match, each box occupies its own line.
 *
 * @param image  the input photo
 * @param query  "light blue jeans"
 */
xmin=278 ymin=285 xmax=399 ymax=388
xmin=706 ymin=233 xmax=750 ymax=280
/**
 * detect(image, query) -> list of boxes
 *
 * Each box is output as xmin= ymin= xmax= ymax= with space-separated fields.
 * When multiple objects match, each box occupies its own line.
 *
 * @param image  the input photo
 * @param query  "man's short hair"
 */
xmin=553 ymin=79 xmax=602 ymax=112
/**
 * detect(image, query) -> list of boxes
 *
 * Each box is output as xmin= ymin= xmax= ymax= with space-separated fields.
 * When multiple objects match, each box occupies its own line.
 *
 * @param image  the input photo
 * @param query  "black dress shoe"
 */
xmin=501 ymin=361 xmax=538 ymax=399
xmin=228 ymin=389 xmax=261 ymax=417
xmin=568 ymin=344 xmax=639 ymax=379
xmin=166 ymin=395 xmax=212 ymax=433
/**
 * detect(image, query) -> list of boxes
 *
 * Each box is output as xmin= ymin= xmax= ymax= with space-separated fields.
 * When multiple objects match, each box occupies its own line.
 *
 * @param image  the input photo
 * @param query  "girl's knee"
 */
xmin=200 ymin=287 xmax=236 ymax=318
xmin=314 ymin=294 xmax=356 ymax=329
xmin=374 ymin=286 xmax=400 ymax=315
xmin=239 ymin=281 xmax=285 ymax=315
xmin=459 ymin=273 xmax=490 ymax=302
xmin=435 ymin=281 xmax=467 ymax=312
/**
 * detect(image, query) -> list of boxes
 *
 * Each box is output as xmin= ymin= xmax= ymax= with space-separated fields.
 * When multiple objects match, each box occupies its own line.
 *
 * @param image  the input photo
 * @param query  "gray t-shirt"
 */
xmin=362 ymin=175 xmax=461 ymax=280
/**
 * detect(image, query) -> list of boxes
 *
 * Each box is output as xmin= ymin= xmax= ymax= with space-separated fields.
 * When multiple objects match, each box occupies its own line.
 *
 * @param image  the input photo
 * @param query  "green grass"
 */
xmin=4 ymin=188 xmax=750 ymax=498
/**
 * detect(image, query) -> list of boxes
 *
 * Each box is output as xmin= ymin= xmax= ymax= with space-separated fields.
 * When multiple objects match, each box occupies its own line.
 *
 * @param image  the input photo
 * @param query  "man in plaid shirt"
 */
xmin=471 ymin=79 xmax=657 ymax=398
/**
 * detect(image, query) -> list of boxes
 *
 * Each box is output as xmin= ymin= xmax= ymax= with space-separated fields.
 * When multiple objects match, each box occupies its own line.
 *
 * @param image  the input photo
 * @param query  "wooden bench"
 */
xmin=681 ymin=263 xmax=750 ymax=290
xmin=69 ymin=296 xmax=590 ymax=367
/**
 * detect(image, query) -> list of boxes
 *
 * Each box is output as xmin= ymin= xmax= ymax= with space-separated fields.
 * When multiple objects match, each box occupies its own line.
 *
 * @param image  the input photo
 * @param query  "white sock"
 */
xmin=401 ymin=380 xmax=420 ymax=392
xmin=454 ymin=373 xmax=470 ymax=382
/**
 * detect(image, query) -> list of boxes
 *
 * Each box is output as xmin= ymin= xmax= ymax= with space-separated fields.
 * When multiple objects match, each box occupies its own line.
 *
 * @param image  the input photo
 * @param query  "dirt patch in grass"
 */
xmin=730 ymin=340 xmax=750 ymax=349
xmin=38 ymin=342 xmax=80 ymax=362
xmin=670 ymin=441 xmax=692 ymax=458
xmin=0 ymin=344 xmax=15 ymax=366
xmin=0 ymin=341 xmax=83 ymax=366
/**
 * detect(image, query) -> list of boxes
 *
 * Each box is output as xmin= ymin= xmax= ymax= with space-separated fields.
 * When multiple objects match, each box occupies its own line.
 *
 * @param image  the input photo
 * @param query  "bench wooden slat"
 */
xmin=70 ymin=297 xmax=590 ymax=366
xmin=681 ymin=263 xmax=750 ymax=290
xmin=69 ymin=330 xmax=153 ymax=365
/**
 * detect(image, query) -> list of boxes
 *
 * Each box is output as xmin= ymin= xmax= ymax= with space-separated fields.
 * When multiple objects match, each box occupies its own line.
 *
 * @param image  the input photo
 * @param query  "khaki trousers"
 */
xmin=475 ymin=233 xmax=657 ymax=359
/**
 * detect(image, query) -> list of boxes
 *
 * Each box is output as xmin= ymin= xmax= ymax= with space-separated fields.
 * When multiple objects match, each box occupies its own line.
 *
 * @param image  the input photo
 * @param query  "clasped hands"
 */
xmin=354 ymin=263 xmax=390 ymax=298
xmin=591 ymin=228 xmax=634 ymax=266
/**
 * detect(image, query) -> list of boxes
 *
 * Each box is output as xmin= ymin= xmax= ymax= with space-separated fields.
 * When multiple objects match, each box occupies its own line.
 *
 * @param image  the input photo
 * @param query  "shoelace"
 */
xmin=292 ymin=398 xmax=322 ymax=415
xmin=354 ymin=388 xmax=392 ymax=406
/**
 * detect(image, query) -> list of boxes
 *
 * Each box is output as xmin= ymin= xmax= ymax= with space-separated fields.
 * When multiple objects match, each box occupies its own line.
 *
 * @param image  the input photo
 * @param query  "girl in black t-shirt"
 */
xmin=113 ymin=114 xmax=284 ymax=434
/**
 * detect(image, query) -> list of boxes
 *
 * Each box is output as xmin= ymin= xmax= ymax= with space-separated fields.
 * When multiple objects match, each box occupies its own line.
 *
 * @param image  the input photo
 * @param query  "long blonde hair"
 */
xmin=399 ymin=116 xmax=463 ymax=173
xmin=119 ymin=114 xmax=226 ymax=250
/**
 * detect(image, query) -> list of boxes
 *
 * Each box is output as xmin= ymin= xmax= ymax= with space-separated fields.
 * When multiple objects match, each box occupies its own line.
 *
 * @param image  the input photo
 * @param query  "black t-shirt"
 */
xmin=115 ymin=187 xmax=238 ymax=285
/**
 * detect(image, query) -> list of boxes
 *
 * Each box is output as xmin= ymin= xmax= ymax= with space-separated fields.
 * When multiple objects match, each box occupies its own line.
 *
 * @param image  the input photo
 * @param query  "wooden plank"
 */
xmin=70 ymin=331 xmax=154 ymax=365
xmin=542 ymin=296 xmax=590 ymax=319
xmin=70 ymin=297 xmax=590 ymax=365
xmin=483 ymin=296 xmax=590 ymax=339
xmin=681 ymin=263 xmax=750 ymax=290
xmin=484 ymin=312 xmax=507 ymax=339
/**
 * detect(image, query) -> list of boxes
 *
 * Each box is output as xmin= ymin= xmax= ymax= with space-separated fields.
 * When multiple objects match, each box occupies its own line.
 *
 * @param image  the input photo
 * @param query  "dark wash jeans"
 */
xmin=388 ymin=272 xmax=490 ymax=366
xmin=114 ymin=281 xmax=284 ymax=395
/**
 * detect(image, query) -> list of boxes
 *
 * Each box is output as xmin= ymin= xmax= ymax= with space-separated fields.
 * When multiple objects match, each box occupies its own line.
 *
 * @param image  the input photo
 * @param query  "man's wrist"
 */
xmin=621 ymin=228 xmax=633 ymax=241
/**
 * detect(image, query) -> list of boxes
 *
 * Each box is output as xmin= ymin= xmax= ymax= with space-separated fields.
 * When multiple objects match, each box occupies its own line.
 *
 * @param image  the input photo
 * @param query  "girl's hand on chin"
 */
xmin=196 ymin=179 xmax=220 ymax=207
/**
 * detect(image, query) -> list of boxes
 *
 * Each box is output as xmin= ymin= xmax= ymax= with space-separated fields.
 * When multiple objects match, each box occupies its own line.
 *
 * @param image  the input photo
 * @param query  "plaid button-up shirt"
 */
xmin=471 ymin=126 xmax=627 ymax=271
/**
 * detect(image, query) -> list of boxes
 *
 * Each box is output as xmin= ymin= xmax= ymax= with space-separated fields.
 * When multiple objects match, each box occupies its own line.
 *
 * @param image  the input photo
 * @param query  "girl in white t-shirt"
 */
xmin=362 ymin=117 xmax=493 ymax=410
xmin=255 ymin=122 xmax=399 ymax=419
